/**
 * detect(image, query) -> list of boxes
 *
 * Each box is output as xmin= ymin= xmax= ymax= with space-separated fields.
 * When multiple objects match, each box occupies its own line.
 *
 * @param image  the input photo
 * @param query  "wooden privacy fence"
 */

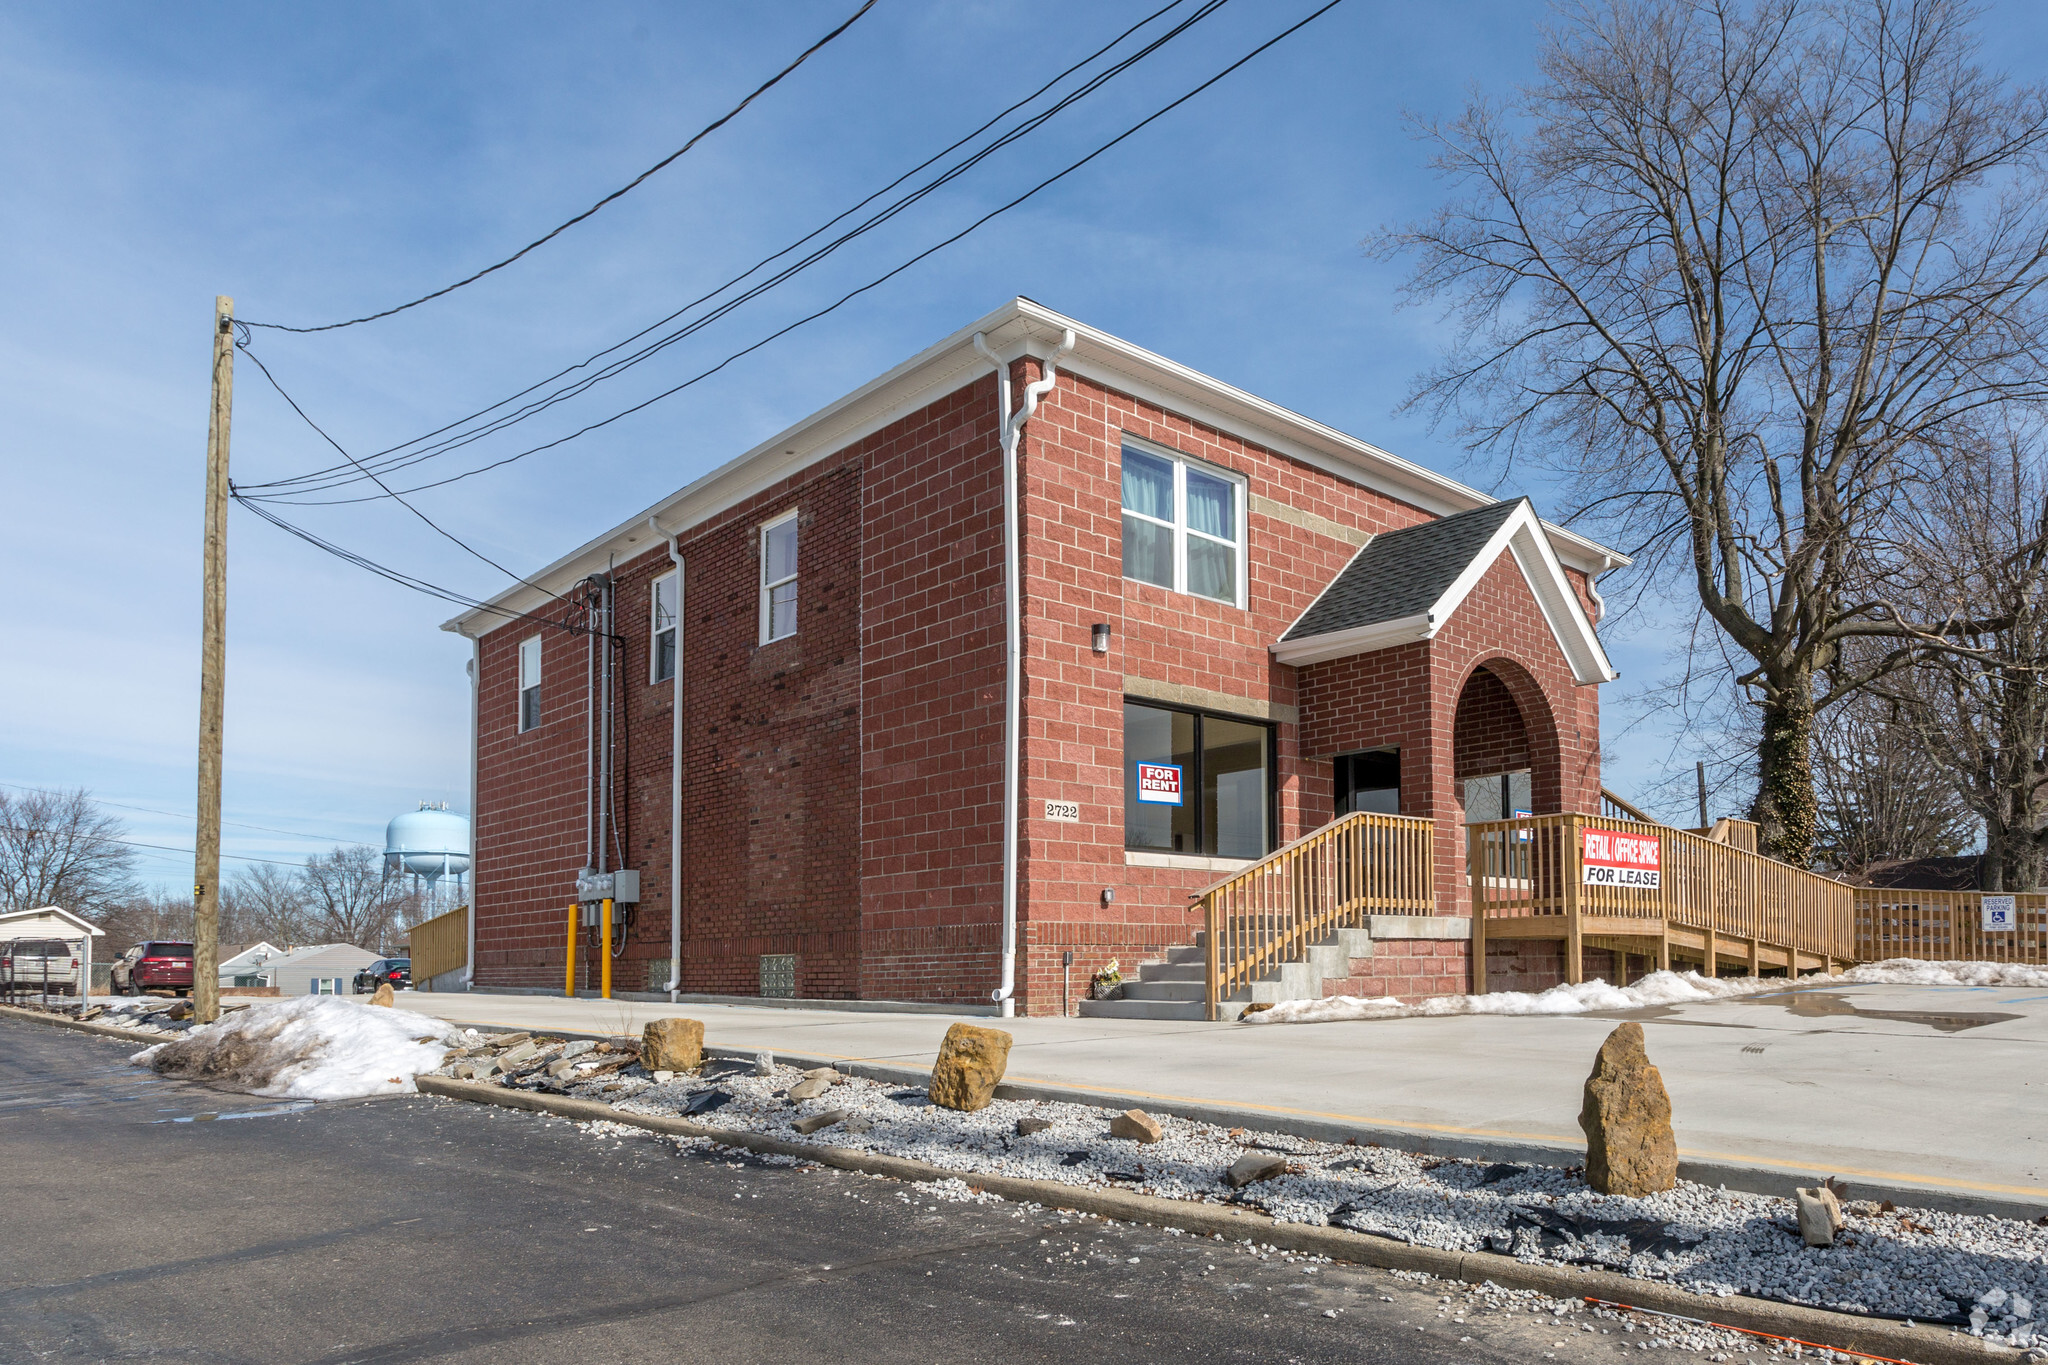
xmin=1853 ymin=889 xmax=2048 ymax=965
xmin=406 ymin=906 xmax=468 ymax=987
xmin=1199 ymin=811 xmax=1433 ymax=1020
xmin=1468 ymin=813 xmax=1856 ymax=991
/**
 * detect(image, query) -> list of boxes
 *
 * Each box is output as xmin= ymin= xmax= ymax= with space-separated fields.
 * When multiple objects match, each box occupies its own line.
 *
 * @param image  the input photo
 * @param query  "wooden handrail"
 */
xmin=1599 ymin=787 xmax=1655 ymax=824
xmin=1467 ymin=812 xmax=1856 ymax=984
xmin=1200 ymin=811 xmax=1434 ymax=1020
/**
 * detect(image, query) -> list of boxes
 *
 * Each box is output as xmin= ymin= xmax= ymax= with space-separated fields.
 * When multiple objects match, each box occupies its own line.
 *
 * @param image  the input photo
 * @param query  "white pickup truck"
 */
xmin=0 ymin=938 xmax=81 ymax=996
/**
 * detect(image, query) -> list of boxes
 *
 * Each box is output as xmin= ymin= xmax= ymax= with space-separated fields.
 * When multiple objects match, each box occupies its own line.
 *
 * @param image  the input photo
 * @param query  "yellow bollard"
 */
xmin=600 ymin=898 xmax=613 ymax=999
xmin=566 ymin=902 xmax=578 ymax=998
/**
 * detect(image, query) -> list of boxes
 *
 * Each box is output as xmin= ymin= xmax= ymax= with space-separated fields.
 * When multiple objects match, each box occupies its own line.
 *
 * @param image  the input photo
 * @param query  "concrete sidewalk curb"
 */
xmin=415 ymin=1075 xmax=1991 ymax=1365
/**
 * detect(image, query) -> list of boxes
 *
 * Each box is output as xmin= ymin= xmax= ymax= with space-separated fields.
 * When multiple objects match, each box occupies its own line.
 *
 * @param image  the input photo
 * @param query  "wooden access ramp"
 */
xmin=1468 ymin=812 xmax=1857 ymax=989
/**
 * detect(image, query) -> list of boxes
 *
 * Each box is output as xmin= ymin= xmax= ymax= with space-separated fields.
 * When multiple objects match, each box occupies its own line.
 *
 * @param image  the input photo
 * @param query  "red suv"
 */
xmin=116 ymin=941 xmax=195 ymax=996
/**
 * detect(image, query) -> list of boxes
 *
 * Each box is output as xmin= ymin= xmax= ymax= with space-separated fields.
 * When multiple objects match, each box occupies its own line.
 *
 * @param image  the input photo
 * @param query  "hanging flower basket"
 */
xmin=1089 ymin=959 xmax=1124 ymax=1000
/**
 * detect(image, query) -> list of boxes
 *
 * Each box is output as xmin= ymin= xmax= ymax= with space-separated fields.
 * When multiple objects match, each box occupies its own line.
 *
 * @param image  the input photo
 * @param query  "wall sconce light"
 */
xmin=1091 ymin=623 xmax=1112 ymax=654
xmin=1101 ymin=887 xmax=1115 ymax=906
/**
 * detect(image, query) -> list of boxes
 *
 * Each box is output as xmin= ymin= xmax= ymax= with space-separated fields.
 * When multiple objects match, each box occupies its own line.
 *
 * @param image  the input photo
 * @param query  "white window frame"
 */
xmin=1119 ymin=437 xmax=1248 ymax=609
xmin=650 ymin=570 xmax=679 ymax=683
xmin=517 ymin=635 xmax=543 ymax=733
xmin=759 ymin=510 xmax=799 ymax=645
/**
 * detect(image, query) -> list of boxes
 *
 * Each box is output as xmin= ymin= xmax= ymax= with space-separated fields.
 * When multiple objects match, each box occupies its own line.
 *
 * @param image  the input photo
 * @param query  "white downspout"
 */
xmin=463 ymin=641 xmax=479 ymax=990
xmin=1586 ymin=553 xmax=1617 ymax=624
xmin=973 ymin=327 xmax=1075 ymax=1018
xmin=652 ymin=517 xmax=685 ymax=1002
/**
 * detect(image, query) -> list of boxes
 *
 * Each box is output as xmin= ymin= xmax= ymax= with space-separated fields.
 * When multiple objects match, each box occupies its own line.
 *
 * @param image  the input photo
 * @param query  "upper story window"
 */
xmin=760 ymin=511 xmax=798 ymax=644
xmin=517 ymin=636 xmax=542 ymax=732
xmin=651 ymin=571 xmax=679 ymax=683
xmin=1120 ymin=440 xmax=1245 ymax=607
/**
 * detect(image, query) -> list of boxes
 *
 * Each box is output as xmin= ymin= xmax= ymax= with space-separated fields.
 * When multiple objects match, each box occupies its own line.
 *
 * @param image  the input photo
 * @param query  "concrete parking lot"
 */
xmin=400 ymin=980 xmax=2048 ymax=1213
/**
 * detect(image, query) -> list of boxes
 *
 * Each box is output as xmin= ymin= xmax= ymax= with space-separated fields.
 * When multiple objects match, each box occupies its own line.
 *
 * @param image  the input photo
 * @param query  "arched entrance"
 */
xmin=1452 ymin=659 xmax=1562 ymax=820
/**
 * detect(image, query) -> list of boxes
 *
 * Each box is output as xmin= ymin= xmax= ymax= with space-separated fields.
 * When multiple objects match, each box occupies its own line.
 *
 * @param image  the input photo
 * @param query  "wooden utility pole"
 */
xmin=193 ymin=295 xmax=234 ymax=1025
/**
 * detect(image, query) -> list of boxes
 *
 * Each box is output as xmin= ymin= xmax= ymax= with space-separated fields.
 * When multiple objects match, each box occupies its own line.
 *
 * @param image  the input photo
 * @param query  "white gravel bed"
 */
xmin=553 ymin=1059 xmax=2048 ymax=1347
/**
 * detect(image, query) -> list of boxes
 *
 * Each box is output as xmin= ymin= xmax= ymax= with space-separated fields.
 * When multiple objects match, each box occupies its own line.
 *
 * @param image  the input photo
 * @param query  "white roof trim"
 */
xmin=0 ymin=905 xmax=106 ymax=936
xmin=1270 ymin=502 xmax=1617 ymax=684
xmin=444 ymin=298 xmax=1630 ymax=637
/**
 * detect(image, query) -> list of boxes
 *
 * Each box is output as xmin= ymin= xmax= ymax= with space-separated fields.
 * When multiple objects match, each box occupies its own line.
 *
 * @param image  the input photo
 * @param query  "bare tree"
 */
xmin=1811 ymin=690 xmax=1975 ymax=871
xmin=301 ymin=845 xmax=407 ymax=949
xmin=96 ymin=891 xmax=194 ymax=957
xmin=222 ymin=862 xmax=315 ymax=948
xmin=0 ymin=787 xmax=138 ymax=918
xmin=1379 ymin=0 xmax=2048 ymax=863
xmin=1872 ymin=425 xmax=2048 ymax=887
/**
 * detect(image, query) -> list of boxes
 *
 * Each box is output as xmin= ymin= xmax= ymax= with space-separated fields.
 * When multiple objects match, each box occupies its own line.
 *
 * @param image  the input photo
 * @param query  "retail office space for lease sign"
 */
xmin=1582 ymin=827 xmax=1662 ymax=889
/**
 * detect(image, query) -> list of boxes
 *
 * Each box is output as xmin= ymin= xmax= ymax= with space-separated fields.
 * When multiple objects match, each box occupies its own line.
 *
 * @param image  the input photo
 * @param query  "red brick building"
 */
xmin=447 ymin=299 xmax=1625 ymax=1017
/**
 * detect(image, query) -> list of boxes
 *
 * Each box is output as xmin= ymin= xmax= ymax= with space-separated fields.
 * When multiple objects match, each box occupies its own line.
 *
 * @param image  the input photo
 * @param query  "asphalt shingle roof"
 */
xmin=1283 ymin=498 xmax=1525 ymax=642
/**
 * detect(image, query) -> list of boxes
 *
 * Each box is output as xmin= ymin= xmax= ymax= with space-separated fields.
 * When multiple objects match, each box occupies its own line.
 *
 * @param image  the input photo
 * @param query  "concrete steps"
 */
xmin=1074 ymin=916 xmax=1469 ymax=1022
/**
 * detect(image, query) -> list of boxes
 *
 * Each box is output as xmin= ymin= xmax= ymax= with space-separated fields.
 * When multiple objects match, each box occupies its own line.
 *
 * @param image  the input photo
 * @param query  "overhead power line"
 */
xmin=0 ymin=781 xmax=365 ymax=845
xmin=238 ymin=0 xmax=1350 ymax=523
xmin=242 ymin=0 xmax=878 ymax=334
xmin=236 ymin=0 xmax=1352 ymax=612
xmin=0 ymin=823 xmax=310 ymax=870
xmin=234 ymin=0 xmax=1222 ymax=503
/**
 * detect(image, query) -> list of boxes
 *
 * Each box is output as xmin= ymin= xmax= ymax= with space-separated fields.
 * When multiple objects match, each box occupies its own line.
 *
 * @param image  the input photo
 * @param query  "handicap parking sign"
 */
xmin=1983 ymin=895 xmax=2016 ymax=932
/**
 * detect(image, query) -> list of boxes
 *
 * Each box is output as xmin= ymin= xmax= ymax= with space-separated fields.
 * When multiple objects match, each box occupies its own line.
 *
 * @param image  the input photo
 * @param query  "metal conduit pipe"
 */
xmin=652 ymin=516 xmax=685 ymax=1002
xmin=973 ymin=326 xmax=1075 ymax=1017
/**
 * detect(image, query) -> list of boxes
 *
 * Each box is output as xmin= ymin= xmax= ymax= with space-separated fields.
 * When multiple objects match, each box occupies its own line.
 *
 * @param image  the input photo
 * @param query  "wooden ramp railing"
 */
xmin=406 ymin=905 xmax=469 ymax=988
xmin=1853 ymin=889 xmax=2048 ymax=965
xmin=1469 ymin=813 xmax=1856 ymax=990
xmin=1199 ymin=811 xmax=1434 ymax=1020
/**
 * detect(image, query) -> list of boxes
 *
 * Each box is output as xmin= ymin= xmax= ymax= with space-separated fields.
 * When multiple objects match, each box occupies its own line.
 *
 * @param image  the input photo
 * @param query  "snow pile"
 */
xmin=1243 ymin=969 xmax=1790 ymax=1025
xmin=130 ymin=995 xmax=459 ymax=1100
xmin=1245 ymin=957 xmax=2048 ymax=1025
xmin=1844 ymin=958 xmax=2048 ymax=988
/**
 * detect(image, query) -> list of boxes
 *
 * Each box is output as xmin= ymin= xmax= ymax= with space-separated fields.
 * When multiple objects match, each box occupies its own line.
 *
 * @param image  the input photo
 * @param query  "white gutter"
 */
xmin=973 ymin=327 xmax=1074 ymax=1018
xmin=463 ymin=642 xmax=478 ymax=989
xmin=652 ymin=516 xmax=684 ymax=1002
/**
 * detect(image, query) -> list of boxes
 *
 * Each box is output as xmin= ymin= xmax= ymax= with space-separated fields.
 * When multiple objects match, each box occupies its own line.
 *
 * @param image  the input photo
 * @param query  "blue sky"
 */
xmin=6 ymin=1 xmax=2045 ymax=886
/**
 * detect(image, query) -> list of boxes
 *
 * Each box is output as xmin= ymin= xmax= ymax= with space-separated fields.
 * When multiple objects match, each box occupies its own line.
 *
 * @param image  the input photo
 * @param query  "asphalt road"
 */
xmin=2 ymin=1019 xmax=1685 ymax=1364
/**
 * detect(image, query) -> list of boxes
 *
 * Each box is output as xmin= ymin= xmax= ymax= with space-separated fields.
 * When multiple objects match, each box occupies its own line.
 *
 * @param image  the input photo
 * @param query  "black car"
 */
xmin=352 ymin=958 xmax=411 ymax=993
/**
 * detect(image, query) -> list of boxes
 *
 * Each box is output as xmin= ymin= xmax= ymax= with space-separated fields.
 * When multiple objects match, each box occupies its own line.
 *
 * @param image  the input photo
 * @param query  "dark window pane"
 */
xmin=1336 ymin=750 xmax=1400 ymax=815
xmin=654 ymin=629 xmax=677 ymax=682
xmin=1124 ymin=703 xmax=1195 ymax=852
xmin=1202 ymin=717 xmax=1269 ymax=858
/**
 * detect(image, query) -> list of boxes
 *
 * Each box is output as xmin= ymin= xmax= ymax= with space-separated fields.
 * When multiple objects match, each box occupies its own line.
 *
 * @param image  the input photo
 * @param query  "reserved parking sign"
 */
xmin=1983 ymin=895 xmax=2017 ymax=932
xmin=1135 ymin=762 xmax=1183 ymax=805
xmin=1582 ymin=827 xmax=1662 ymax=888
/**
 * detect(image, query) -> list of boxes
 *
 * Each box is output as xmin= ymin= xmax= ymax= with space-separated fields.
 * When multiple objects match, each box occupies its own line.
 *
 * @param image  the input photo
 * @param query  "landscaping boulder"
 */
xmin=642 ymin=1018 xmax=704 ymax=1072
xmin=793 ymin=1110 xmax=846 ymax=1136
xmin=1110 ymin=1109 xmax=1164 ymax=1144
xmin=1578 ymin=1022 xmax=1677 ymax=1196
xmin=367 ymin=983 xmax=395 ymax=1007
xmin=1015 ymin=1116 xmax=1054 ymax=1136
xmin=928 ymin=1023 xmax=1012 ymax=1112
xmin=787 ymin=1067 xmax=839 ymax=1102
xmin=1223 ymin=1153 xmax=1289 ymax=1188
xmin=1796 ymin=1186 xmax=1846 ymax=1247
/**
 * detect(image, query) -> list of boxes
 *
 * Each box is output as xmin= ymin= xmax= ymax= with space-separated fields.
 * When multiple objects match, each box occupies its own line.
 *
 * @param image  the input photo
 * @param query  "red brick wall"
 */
xmin=857 ymin=377 xmax=1007 ymax=1004
xmin=1011 ymin=363 xmax=1454 ymax=1014
xmin=1452 ymin=665 xmax=1532 ymax=779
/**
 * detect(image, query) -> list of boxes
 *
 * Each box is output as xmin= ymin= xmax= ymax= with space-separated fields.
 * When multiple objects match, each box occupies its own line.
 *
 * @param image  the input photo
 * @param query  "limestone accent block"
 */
xmin=367 ymin=983 xmax=395 ymax=1008
xmin=928 ymin=1023 xmax=1013 ymax=1112
xmin=1578 ymin=1022 xmax=1678 ymax=1196
xmin=1110 ymin=1109 xmax=1164 ymax=1144
xmin=641 ymin=1018 xmax=705 ymax=1073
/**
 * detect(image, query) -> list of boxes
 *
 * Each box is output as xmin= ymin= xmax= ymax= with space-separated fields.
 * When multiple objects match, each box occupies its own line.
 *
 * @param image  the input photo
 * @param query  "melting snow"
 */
xmin=130 ymin=995 xmax=459 ymax=1100
xmin=1244 ymin=959 xmax=2048 ymax=1025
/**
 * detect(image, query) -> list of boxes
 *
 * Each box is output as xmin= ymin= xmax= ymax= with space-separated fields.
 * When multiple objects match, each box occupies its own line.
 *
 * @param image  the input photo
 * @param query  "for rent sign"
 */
xmin=1582 ymin=827 xmax=1662 ymax=889
xmin=1134 ymin=762 xmax=1184 ymax=806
